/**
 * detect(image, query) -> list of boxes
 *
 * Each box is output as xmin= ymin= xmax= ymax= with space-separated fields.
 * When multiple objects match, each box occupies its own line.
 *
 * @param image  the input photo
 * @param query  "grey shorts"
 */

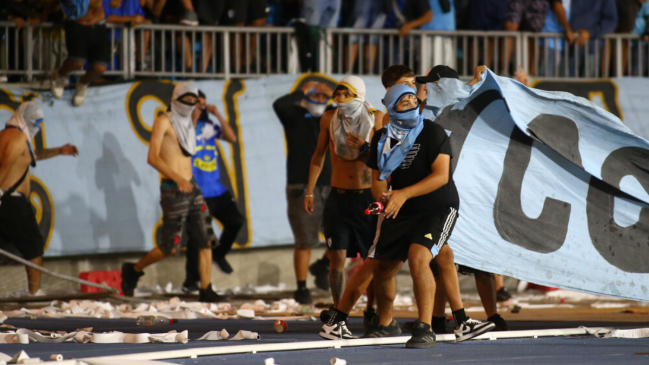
xmin=159 ymin=179 xmax=218 ymax=255
xmin=287 ymin=184 xmax=330 ymax=249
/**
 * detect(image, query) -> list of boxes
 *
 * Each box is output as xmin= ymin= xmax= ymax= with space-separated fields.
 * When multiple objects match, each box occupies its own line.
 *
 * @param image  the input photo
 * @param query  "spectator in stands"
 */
xmin=140 ymin=0 xmax=167 ymax=23
xmin=103 ymin=0 xmax=151 ymax=70
xmin=346 ymin=0 xmax=386 ymax=73
xmin=538 ymin=0 xmax=572 ymax=76
xmin=465 ymin=0 xmax=507 ymax=70
xmin=503 ymin=0 xmax=571 ymax=76
xmin=569 ymin=0 xmax=618 ymax=77
xmin=1 ymin=0 xmax=44 ymax=81
xmin=266 ymin=0 xmax=299 ymax=26
xmin=50 ymin=0 xmax=116 ymax=107
xmin=221 ymin=0 xmax=269 ymax=73
xmin=383 ymin=0 xmax=432 ymax=67
xmin=630 ymin=0 xmax=649 ymax=75
xmin=422 ymin=0 xmax=457 ymax=69
xmin=454 ymin=0 xmax=470 ymax=30
xmin=612 ymin=0 xmax=644 ymax=75
xmin=302 ymin=0 xmax=340 ymax=28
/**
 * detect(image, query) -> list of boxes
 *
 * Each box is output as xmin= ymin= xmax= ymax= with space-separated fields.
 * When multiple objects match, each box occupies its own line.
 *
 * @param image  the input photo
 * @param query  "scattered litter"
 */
xmin=0 ymin=333 xmax=28 ymax=344
xmin=149 ymin=330 xmax=188 ymax=344
xmin=604 ymin=328 xmax=649 ymax=339
xmin=590 ymin=302 xmax=629 ymax=309
xmin=264 ymin=358 xmax=275 ymax=365
xmin=230 ymin=330 xmax=260 ymax=340
xmin=236 ymin=309 xmax=255 ymax=319
xmin=197 ymin=330 xmax=229 ymax=341
xmin=49 ymin=354 xmax=63 ymax=361
xmin=274 ymin=320 xmax=287 ymax=333
xmin=331 ymin=357 xmax=347 ymax=365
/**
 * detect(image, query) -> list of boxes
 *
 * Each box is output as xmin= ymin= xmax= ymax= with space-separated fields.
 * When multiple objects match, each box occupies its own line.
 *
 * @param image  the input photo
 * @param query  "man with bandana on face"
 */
xmin=0 ymin=101 xmax=79 ymax=295
xmin=305 ymin=76 xmax=384 ymax=336
xmin=121 ymin=82 xmax=223 ymax=303
xmin=273 ymin=81 xmax=333 ymax=305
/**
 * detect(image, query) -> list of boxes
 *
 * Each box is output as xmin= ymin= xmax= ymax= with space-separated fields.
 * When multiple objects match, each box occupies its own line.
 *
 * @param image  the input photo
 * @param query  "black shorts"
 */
xmin=0 ymin=194 xmax=44 ymax=261
xmin=64 ymin=20 xmax=111 ymax=66
xmin=221 ymin=0 xmax=269 ymax=25
xmin=369 ymin=207 xmax=458 ymax=262
xmin=193 ymin=0 xmax=225 ymax=25
xmin=323 ymin=188 xmax=374 ymax=258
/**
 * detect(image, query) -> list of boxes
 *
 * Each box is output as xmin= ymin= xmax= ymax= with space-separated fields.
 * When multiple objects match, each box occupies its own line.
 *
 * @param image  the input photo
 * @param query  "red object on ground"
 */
xmin=526 ymin=283 xmax=559 ymax=292
xmin=274 ymin=320 xmax=287 ymax=333
xmin=79 ymin=270 xmax=123 ymax=296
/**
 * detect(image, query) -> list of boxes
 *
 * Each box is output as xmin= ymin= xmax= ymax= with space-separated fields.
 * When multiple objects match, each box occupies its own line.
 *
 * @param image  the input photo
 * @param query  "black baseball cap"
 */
xmin=415 ymin=65 xmax=459 ymax=84
xmin=198 ymin=89 xmax=206 ymax=99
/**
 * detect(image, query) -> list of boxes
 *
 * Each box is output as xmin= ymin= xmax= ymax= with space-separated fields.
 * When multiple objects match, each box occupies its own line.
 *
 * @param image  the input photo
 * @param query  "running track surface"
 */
xmin=1 ymin=318 xmax=647 ymax=364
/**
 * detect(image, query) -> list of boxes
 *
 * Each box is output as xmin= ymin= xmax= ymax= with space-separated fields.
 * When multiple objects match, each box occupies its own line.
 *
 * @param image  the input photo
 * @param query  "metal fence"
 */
xmin=1 ymin=21 xmax=648 ymax=81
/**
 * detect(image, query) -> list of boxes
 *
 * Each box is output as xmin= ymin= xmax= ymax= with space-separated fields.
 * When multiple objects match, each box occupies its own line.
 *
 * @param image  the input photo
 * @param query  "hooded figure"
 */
xmin=5 ymin=101 xmax=44 ymax=167
xmin=376 ymin=84 xmax=425 ymax=181
xmin=330 ymin=76 xmax=376 ymax=161
xmin=168 ymin=82 xmax=199 ymax=156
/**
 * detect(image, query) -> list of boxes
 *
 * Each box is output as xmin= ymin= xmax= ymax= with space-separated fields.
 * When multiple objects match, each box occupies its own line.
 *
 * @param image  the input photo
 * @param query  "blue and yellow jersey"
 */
xmin=192 ymin=112 xmax=227 ymax=198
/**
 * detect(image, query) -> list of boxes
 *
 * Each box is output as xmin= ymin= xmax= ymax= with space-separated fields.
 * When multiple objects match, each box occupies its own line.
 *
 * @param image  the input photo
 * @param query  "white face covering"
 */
xmin=306 ymin=101 xmax=327 ymax=117
xmin=168 ymin=82 xmax=198 ymax=156
xmin=330 ymin=76 xmax=376 ymax=161
xmin=5 ymin=101 xmax=44 ymax=166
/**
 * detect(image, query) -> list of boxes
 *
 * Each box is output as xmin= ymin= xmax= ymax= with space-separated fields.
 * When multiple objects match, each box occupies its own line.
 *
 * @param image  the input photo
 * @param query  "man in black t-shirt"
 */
xmin=273 ymin=81 xmax=333 ymax=304
xmin=368 ymin=85 xmax=494 ymax=347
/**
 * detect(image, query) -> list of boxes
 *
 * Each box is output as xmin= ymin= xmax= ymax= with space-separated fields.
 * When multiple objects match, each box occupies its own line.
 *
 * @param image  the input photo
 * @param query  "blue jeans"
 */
xmin=302 ymin=0 xmax=341 ymax=28
xmin=351 ymin=0 xmax=386 ymax=45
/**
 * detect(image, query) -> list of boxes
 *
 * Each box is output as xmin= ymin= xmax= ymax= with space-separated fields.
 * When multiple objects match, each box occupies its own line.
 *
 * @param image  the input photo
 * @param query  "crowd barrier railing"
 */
xmin=1 ymin=21 xmax=646 ymax=81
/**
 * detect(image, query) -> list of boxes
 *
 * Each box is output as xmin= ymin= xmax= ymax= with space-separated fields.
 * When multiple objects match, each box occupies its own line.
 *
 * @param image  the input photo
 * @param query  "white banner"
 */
xmin=1 ymin=75 xmax=648 ymax=302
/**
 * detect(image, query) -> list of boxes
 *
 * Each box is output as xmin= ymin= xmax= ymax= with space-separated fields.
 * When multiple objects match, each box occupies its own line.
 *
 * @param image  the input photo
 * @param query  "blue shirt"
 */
xmin=569 ymin=0 xmax=617 ymax=40
xmin=421 ymin=0 xmax=455 ymax=30
xmin=632 ymin=2 xmax=649 ymax=35
xmin=192 ymin=113 xmax=228 ymax=198
xmin=103 ymin=0 xmax=144 ymax=40
xmin=542 ymin=0 xmax=571 ymax=50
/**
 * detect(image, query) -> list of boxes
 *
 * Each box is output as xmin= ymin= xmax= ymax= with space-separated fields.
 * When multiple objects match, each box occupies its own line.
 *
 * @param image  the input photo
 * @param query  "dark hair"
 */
xmin=334 ymin=85 xmax=349 ymax=93
xmin=198 ymin=90 xmax=206 ymax=99
xmin=381 ymin=65 xmax=415 ymax=88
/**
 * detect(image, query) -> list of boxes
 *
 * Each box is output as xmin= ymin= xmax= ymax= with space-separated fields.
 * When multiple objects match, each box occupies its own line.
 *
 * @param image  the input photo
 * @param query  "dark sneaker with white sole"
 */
xmin=181 ymin=280 xmax=199 ymax=295
xmin=362 ymin=318 xmax=402 ymax=338
xmin=488 ymin=313 xmax=508 ymax=331
xmin=214 ymin=257 xmax=233 ymax=274
xmin=319 ymin=321 xmax=357 ymax=340
xmin=454 ymin=318 xmax=495 ymax=342
xmin=406 ymin=320 xmax=436 ymax=348
xmin=403 ymin=318 xmax=448 ymax=334
xmin=294 ymin=287 xmax=312 ymax=304
xmin=496 ymin=287 xmax=512 ymax=302
xmin=363 ymin=307 xmax=378 ymax=331
xmin=320 ymin=305 xmax=335 ymax=323
xmin=198 ymin=285 xmax=228 ymax=303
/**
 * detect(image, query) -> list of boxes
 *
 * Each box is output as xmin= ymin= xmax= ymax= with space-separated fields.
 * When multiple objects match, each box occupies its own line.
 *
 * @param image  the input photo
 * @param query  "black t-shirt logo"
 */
xmin=400 ymin=144 xmax=420 ymax=169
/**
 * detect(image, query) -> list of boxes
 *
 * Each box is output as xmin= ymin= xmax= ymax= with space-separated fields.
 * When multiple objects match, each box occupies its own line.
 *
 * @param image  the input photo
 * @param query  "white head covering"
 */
xmin=5 ymin=101 xmax=44 ymax=167
xmin=168 ymin=82 xmax=199 ymax=156
xmin=330 ymin=76 xmax=376 ymax=161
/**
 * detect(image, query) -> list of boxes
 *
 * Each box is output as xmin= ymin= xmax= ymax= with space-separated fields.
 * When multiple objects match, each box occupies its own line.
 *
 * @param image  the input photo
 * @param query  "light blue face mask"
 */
xmin=383 ymin=85 xmax=421 ymax=130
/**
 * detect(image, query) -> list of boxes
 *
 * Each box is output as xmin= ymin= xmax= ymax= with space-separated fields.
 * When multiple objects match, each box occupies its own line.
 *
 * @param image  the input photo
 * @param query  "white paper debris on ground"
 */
xmin=197 ymin=329 xmax=229 ymax=341
xmin=230 ymin=330 xmax=260 ymax=340
xmin=331 ymin=357 xmax=347 ymax=365
xmin=590 ymin=302 xmax=629 ymax=309
xmin=264 ymin=358 xmax=275 ymax=365
xmin=236 ymin=309 xmax=255 ymax=319
xmin=149 ymin=330 xmax=188 ymax=344
xmin=393 ymin=294 xmax=413 ymax=307
xmin=604 ymin=328 xmax=649 ymax=338
xmin=545 ymin=290 xmax=625 ymax=302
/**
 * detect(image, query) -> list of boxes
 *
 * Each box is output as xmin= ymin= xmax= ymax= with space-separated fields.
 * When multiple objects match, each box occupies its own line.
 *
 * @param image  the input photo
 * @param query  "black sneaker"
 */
xmin=179 ymin=10 xmax=198 ymax=25
xmin=363 ymin=307 xmax=378 ymax=331
xmin=294 ymin=287 xmax=312 ymax=304
xmin=406 ymin=320 xmax=436 ymax=348
xmin=488 ymin=313 xmax=508 ymax=331
xmin=214 ymin=257 xmax=233 ymax=274
xmin=121 ymin=263 xmax=143 ymax=297
xmin=454 ymin=317 xmax=496 ymax=342
xmin=497 ymin=287 xmax=512 ymax=302
xmin=309 ymin=258 xmax=330 ymax=291
xmin=320 ymin=305 xmax=335 ymax=323
xmin=362 ymin=318 xmax=402 ymax=338
xmin=199 ymin=285 xmax=228 ymax=303
xmin=319 ymin=321 xmax=357 ymax=340
xmin=181 ymin=280 xmax=199 ymax=295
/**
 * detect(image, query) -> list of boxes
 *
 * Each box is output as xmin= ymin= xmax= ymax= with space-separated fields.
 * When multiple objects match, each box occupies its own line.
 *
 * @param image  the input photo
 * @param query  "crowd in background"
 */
xmin=2 ymin=0 xmax=649 ymax=82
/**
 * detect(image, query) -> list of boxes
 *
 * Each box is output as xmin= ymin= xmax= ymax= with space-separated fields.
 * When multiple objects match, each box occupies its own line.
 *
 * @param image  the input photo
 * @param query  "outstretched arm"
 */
xmin=304 ymin=110 xmax=333 ymax=214
xmin=35 ymin=144 xmax=79 ymax=161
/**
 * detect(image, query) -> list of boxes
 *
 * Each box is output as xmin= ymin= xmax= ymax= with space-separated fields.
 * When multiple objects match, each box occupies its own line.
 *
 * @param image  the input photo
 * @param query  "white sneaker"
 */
xmin=319 ymin=321 xmax=357 ymax=340
xmin=454 ymin=318 xmax=496 ymax=342
xmin=50 ymin=71 xmax=65 ymax=99
xmin=72 ymin=81 xmax=89 ymax=106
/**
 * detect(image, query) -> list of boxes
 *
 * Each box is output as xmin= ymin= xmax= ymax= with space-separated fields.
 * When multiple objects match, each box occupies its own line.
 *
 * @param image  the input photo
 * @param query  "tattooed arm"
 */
xmin=35 ymin=144 xmax=79 ymax=161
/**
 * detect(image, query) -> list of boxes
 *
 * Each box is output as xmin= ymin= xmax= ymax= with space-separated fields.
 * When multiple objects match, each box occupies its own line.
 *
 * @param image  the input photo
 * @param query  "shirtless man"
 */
xmin=305 ymin=76 xmax=384 ymax=335
xmin=50 ymin=0 xmax=118 ymax=106
xmin=0 ymin=102 xmax=78 ymax=294
xmin=121 ymin=82 xmax=221 ymax=303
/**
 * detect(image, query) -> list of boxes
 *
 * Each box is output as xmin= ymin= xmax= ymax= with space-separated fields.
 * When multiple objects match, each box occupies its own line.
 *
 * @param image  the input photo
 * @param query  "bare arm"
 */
xmin=35 ymin=144 xmax=78 ymax=161
xmin=208 ymin=105 xmax=237 ymax=143
xmin=467 ymin=65 xmax=487 ymax=85
xmin=383 ymin=154 xmax=450 ymax=218
xmin=304 ymin=111 xmax=333 ymax=214
xmin=147 ymin=115 xmax=190 ymax=192
xmin=371 ymin=170 xmax=388 ymax=202
xmin=552 ymin=1 xmax=574 ymax=43
xmin=400 ymin=10 xmax=433 ymax=37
